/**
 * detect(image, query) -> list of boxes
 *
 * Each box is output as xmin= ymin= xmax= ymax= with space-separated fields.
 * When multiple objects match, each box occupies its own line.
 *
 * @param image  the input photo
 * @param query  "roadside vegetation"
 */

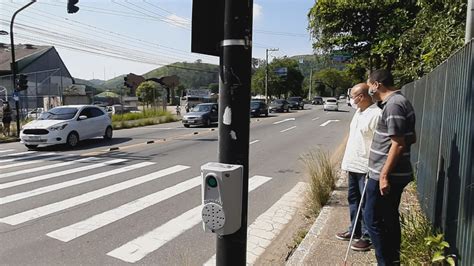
xmin=111 ymin=109 xmax=177 ymax=130
xmin=400 ymin=183 xmax=455 ymax=265
xmin=300 ymin=149 xmax=338 ymax=216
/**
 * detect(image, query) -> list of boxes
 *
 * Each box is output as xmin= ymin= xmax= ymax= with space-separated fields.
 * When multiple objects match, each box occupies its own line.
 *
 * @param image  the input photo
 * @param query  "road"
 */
xmin=0 ymin=102 xmax=353 ymax=265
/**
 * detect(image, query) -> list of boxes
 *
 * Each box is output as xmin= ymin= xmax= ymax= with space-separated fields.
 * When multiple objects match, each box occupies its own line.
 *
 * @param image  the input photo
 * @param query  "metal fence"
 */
xmin=401 ymin=39 xmax=473 ymax=265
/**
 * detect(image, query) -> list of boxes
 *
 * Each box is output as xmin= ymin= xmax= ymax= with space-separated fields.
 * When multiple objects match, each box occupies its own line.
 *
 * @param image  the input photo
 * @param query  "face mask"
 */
xmin=349 ymin=98 xmax=358 ymax=109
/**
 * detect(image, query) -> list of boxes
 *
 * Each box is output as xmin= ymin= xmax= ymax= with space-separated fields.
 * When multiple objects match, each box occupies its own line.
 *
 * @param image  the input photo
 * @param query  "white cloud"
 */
xmin=165 ymin=14 xmax=191 ymax=29
xmin=254 ymin=3 xmax=263 ymax=20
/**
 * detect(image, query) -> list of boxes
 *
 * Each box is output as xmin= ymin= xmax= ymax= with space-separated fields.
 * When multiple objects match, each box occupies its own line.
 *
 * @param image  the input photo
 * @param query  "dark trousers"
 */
xmin=347 ymin=172 xmax=368 ymax=238
xmin=364 ymin=178 xmax=407 ymax=265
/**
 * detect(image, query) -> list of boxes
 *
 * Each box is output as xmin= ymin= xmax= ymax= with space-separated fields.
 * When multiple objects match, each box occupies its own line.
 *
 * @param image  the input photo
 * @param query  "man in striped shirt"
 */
xmin=365 ymin=69 xmax=416 ymax=265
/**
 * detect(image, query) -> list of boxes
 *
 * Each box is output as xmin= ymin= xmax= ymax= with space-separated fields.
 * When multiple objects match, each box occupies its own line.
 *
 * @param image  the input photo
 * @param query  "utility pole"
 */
xmin=216 ymin=0 xmax=253 ymax=265
xmin=265 ymin=48 xmax=278 ymax=104
xmin=466 ymin=0 xmax=473 ymax=43
xmin=10 ymin=0 xmax=36 ymax=137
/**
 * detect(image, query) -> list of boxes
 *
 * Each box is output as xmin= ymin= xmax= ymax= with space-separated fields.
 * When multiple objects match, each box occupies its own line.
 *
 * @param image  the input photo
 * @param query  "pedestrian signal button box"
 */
xmin=201 ymin=162 xmax=243 ymax=236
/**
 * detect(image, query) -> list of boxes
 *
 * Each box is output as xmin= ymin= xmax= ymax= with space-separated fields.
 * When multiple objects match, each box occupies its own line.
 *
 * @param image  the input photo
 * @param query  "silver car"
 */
xmin=323 ymin=98 xmax=339 ymax=111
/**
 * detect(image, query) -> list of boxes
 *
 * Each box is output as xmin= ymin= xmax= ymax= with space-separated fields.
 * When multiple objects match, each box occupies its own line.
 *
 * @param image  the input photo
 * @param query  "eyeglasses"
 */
xmin=350 ymin=93 xmax=362 ymax=99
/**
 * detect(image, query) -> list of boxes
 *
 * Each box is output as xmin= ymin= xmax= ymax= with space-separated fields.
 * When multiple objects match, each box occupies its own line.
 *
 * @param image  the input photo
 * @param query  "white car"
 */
xmin=323 ymin=98 xmax=339 ymax=111
xmin=20 ymin=105 xmax=113 ymax=149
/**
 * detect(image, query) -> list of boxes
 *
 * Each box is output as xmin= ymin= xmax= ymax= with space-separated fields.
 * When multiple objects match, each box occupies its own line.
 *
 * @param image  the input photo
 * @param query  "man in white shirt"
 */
xmin=336 ymin=83 xmax=382 ymax=252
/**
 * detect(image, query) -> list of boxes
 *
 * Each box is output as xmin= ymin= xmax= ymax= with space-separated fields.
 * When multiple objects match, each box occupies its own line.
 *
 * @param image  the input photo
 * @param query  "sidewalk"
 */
xmin=286 ymin=174 xmax=377 ymax=265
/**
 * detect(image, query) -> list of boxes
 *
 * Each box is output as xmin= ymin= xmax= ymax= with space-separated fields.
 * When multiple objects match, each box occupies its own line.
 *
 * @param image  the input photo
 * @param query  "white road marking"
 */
xmin=0 ymin=162 xmax=153 ymax=204
xmin=203 ymin=182 xmax=307 ymax=266
xmin=0 ymin=149 xmax=15 ymax=153
xmin=0 ymin=158 xmax=126 ymax=190
xmin=0 ymin=151 xmax=36 ymax=158
xmin=0 ymin=152 xmax=57 ymax=164
xmin=106 ymin=175 xmax=272 ymax=263
xmin=311 ymin=117 xmax=320 ymax=121
xmin=0 ymin=157 xmax=98 ymax=180
xmin=280 ymin=126 xmax=296 ymax=133
xmin=47 ymin=175 xmax=201 ymax=242
xmin=249 ymin=140 xmax=260 ymax=145
xmin=138 ymin=127 xmax=173 ymax=130
xmin=0 ymin=165 xmax=190 ymax=225
xmin=272 ymin=118 xmax=295 ymax=125
xmin=319 ymin=119 xmax=340 ymax=127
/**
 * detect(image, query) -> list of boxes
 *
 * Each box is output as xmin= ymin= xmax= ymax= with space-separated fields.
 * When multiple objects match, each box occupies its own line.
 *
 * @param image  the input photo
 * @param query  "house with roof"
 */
xmin=0 ymin=43 xmax=74 ymax=112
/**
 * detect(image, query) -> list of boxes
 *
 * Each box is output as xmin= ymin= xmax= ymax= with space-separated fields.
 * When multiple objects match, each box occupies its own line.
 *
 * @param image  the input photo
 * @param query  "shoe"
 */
xmin=335 ymin=231 xmax=361 ymax=241
xmin=351 ymin=238 xmax=372 ymax=251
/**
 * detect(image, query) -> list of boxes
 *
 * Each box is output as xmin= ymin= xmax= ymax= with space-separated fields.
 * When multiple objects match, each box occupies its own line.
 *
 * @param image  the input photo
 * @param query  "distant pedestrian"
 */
xmin=2 ymin=102 xmax=12 ymax=137
xmin=336 ymin=83 xmax=381 ymax=252
xmin=185 ymin=103 xmax=190 ymax=113
xmin=365 ymin=69 xmax=416 ymax=265
xmin=176 ymin=104 xmax=181 ymax=116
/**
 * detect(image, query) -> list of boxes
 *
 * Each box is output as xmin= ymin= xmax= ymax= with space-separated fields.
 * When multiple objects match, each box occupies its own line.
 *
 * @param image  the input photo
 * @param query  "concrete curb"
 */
xmin=286 ymin=173 xmax=346 ymax=265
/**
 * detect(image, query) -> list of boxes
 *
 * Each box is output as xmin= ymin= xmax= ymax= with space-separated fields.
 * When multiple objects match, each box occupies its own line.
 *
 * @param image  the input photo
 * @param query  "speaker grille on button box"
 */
xmin=202 ymin=202 xmax=225 ymax=231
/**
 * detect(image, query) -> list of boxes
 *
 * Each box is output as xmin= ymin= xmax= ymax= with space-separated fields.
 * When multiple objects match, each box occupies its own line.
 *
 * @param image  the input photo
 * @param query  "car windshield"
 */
xmin=38 ymin=107 xmax=78 ymax=120
xmin=192 ymin=105 xmax=212 ymax=112
xmin=250 ymin=102 xmax=261 ymax=108
xmin=326 ymin=99 xmax=337 ymax=103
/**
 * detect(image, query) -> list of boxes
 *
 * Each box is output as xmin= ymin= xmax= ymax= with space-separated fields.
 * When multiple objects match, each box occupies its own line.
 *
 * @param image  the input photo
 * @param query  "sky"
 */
xmin=0 ymin=0 xmax=315 ymax=80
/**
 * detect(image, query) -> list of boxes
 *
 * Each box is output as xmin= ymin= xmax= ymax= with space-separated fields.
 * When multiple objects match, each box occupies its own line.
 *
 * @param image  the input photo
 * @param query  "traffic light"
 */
xmin=16 ymin=74 xmax=28 ymax=91
xmin=67 ymin=0 xmax=79 ymax=14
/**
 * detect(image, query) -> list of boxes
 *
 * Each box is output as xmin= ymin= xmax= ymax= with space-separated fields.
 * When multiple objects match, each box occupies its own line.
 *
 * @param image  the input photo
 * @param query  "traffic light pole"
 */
xmin=217 ymin=0 xmax=253 ymax=265
xmin=10 ymin=0 xmax=36 ymax=137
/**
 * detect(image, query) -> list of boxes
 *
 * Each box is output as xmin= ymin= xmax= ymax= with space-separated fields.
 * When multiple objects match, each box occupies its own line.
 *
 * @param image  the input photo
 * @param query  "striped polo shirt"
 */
xmin=368 ymin=91 xmax=416 ymax=184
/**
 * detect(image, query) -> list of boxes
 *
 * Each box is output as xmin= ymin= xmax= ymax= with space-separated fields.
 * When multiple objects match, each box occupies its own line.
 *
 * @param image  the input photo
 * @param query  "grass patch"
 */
xmin=111 ymin=109 xmax=172 ymax=122
xmin=111 ymin=109 xmax=178 ymax=130
xmin=300 ymin=149 xmax=337 ymax=216
xmin=400 ymin=183 xmax=455 ymax=265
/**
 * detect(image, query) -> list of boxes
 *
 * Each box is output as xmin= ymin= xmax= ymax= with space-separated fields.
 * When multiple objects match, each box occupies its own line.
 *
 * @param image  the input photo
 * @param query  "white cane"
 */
xmin=343 ymin=174 xmax=369 ymax=265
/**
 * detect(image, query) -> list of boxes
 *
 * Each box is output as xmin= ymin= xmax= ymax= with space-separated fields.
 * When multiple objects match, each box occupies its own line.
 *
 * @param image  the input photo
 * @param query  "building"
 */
xmin=0 ymin=43 xmax=74 ymax=113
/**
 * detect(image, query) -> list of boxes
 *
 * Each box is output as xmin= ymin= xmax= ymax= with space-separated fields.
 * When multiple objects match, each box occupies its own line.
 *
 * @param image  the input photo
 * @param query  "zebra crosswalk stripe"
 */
xmin=0 ymin=152 xmax=55 ymax=164
xmin=0 ymin=162 xmax=154 ymax=205
xmin=0 ymin=151 xmax=36 ymax=158
xmin=0 ymin=165 xmax=190 ymax=225
xmin=106 ymin=175 xmax=272 ymax=263
xmin=0 ymin=157 xmax=99 ymax=179
xmin=47 ymin=175 xmax=201 ymax=242
xmin=0 ymin=158 xmax=127 ymax=191
xmin=0 ymin=154 xmax=71 ymax=170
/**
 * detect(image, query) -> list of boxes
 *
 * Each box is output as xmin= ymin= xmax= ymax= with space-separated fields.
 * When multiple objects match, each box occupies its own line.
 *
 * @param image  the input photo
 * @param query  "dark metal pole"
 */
xmin=10 ymin=0 xmax=36 ymax=137
xmin=216 ymin=0 xmax=253 ymax=265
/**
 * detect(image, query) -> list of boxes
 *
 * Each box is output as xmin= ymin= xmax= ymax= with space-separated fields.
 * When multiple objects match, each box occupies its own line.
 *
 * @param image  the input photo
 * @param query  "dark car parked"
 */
xmin=312 ymin=96 xmax=323 ymax=105
xmin=250 ymin=101 xmax=268 ymax=117
xmin=269 ymin=99 xmax=290 ymax=113
xmin=287 ymin=96 xmax=304 ymax=110
xmin=182 ymin=103 xmax=218 ymax=127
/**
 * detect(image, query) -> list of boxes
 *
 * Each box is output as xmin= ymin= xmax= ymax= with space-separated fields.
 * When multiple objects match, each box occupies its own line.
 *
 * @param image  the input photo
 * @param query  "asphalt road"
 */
xmin=0 ymin=101 xmax=354 ymax=265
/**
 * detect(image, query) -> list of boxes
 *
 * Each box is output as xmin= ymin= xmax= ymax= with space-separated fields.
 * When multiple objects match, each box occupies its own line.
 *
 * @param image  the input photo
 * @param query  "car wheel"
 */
xmin=265 ymin=111 xmax=268 ymax=117
xmin=104 ymin=126 xmax=113 ymax=140
xmin=66 ymin=132 xmax=79 ymax=148
xmin=184 ymin=124 xmax=190 ymax=128
xmin=25 ymin=144 xmax=38 ymax=150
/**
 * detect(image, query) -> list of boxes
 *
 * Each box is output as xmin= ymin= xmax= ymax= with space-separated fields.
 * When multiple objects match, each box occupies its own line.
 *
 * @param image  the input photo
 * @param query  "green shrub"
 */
xmin=300 ymin=149 xmax=337 ymax=215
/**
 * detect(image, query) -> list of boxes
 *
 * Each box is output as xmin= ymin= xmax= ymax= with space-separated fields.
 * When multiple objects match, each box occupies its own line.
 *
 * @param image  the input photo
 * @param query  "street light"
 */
xmin=265 ymin=48 xmax=278 ymax=104
xmin=9 ymin=0 xmax=36 ymax=137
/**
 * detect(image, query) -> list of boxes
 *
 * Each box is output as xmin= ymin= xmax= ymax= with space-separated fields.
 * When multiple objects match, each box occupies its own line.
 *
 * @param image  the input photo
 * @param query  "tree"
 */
xmin=313 ymin=68 xmax=352 ymax=97
xmin=136 ymin=81 xmax=161 ymax=107
xmin=208 ymin=83 xmax=219 ymax=94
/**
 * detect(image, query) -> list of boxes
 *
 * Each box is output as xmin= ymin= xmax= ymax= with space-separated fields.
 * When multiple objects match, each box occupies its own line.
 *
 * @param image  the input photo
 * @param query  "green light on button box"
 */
xmin=207 ymin=176 xmax=218 ymax=187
